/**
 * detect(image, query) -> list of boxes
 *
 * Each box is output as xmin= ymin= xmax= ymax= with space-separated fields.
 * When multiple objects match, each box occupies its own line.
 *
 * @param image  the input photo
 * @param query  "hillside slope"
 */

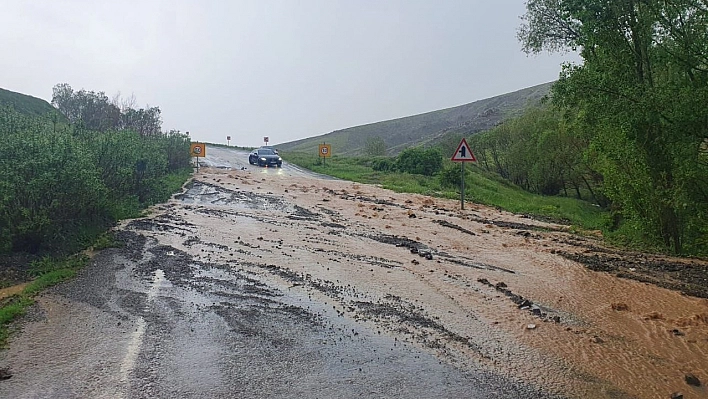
xmin=0 ymin=87 xmax=62 ymax=119
xmin=277 ymin=82 xmax=552 ymax=156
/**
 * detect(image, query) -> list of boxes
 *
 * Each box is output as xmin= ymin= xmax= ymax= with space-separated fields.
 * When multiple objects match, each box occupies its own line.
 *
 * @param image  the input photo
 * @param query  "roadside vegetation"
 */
xmin=514 ymin=0 xmax=708 ymax=256
xmin=0 ymin=84 xmax=193 ymax=343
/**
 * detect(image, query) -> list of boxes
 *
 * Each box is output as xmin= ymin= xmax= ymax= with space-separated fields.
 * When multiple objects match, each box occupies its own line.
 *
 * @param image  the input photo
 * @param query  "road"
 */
xmin=197 ymin=146 xmax=334 ymax=180
xmin=1 ymin=145 xmax=707 ymax=398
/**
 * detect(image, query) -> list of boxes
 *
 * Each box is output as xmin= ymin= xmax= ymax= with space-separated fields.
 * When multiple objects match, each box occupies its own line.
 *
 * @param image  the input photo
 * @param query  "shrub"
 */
xmin=396 ymin=146 xmax=443 ymax=176
xmin=439 ymin=162 xmax=466 ymax=188
xmin=371 ymin=157 xmax=396 ymax=172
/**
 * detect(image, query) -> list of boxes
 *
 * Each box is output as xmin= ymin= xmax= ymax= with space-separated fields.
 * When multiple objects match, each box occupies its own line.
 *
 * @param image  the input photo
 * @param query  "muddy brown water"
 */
xmin=2 ymin=148 xmax=707 ymax=398
xmin=166 ymin=167 xmax=707 ymax=398
xmin=0 ymin=283 xmax=28 ymax=300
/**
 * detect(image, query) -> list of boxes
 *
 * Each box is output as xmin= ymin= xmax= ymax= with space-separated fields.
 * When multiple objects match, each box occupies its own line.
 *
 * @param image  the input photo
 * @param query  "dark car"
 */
xmin=261 ymin=145 xmax=279 ymax=155
xmin=249 ymin=148 xmax=282 ymax=167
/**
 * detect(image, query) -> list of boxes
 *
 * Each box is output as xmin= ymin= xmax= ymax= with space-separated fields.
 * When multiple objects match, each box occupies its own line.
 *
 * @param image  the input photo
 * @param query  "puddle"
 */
xmin=175 ymin=181 xmax=290 ymax=212
xmin=0 ymin=283 xmax=28 ymax=300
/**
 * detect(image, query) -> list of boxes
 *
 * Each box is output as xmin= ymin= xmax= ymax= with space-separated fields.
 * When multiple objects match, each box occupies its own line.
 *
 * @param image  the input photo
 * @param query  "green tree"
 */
xmin=51 ymin=83 xmax=163 ymax=136
xmin=519 ymin=0 xmax=708 ymax=253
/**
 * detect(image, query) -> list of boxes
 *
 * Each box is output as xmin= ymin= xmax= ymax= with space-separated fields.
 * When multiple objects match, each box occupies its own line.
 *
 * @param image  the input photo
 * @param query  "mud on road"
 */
xmin=2 ymin=156 xmax=708 ymax=398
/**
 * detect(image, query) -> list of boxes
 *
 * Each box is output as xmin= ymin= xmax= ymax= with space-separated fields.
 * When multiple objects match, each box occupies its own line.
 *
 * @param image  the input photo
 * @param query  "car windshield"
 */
xmin=258 ymin=149 xmax=275 ymax=155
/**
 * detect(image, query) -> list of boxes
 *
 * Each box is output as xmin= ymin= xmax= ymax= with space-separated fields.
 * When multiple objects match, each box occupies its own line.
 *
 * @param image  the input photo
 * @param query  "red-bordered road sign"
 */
xmin=190 ymin=143 xmax=206 ymax=157
xmin=451 ymin=138 xmax=476 ymax=162
xmin=319 ymin=144 xmax=332 ymax=158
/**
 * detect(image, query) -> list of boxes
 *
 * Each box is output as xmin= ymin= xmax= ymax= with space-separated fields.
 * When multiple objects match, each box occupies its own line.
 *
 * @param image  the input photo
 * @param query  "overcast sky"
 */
xmin=0 ymin=0 xmax=579 ymax=147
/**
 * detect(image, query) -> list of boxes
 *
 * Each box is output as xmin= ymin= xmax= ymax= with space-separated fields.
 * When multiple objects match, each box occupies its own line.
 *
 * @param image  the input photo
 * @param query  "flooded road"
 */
xmin=1 ymin=145 xmax=707 ymax=398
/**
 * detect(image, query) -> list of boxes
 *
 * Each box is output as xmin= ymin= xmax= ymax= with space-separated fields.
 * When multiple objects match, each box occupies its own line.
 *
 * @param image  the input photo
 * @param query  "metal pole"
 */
xmin=461 ymin=162 xmax=465 ymax=210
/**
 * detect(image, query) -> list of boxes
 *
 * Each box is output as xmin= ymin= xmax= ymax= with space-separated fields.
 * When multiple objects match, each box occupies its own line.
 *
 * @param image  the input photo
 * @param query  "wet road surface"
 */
xmin=2 ymin=145 xmax=707 ymax=398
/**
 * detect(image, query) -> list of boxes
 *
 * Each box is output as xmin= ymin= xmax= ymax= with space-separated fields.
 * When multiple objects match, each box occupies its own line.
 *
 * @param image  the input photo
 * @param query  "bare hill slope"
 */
xmin=277 ymin=82 xmax=552 ymax=156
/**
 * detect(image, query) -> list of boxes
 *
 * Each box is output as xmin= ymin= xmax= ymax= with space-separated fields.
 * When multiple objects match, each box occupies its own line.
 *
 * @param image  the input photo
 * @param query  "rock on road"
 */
xmin=2 ymin=145 xmax=707 ymax=399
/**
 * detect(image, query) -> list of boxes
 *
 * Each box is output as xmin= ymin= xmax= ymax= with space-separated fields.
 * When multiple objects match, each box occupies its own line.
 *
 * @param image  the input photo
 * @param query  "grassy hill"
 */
xmin=277 ymin=82 xmax=553 ymax=156
xmin=0 ymin=87 xmax=63 ymax=119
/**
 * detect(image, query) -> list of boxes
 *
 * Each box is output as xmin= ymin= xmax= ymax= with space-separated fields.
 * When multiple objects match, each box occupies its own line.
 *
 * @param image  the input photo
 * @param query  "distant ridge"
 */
xmin=0 ymin=88 xmax=61 ymax=119
xmin=277 ymin=82 xmax=553 ymax=156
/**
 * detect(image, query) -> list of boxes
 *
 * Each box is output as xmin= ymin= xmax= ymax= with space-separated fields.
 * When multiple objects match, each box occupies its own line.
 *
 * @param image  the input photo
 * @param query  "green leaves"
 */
xmin=519 ymin=0 xmax=708 ymax=253
xmin=396 ymin=147 xmax=443 ymax=176
xmin=0 ymin=104 xmax=190 ymax=255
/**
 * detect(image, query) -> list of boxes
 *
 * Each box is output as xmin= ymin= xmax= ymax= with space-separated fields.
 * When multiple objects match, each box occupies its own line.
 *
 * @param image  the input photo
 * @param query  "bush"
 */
xmin=371 ymin=157 xmax=396 ymax=172
xmin=396 ymin=146 xmax=443 ymax=176
xmin=439 ymin=162 xmax=466 ymax=188
xmin=0 ymin=106 xmax=191 ymax=255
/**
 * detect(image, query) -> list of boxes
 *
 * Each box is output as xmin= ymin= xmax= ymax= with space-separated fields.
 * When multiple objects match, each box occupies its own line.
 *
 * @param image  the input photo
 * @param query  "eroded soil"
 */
xmin=2 ymin=156 xmax=708 ymax=398
xmin=164 ymin=169 xmax=708 ymax=398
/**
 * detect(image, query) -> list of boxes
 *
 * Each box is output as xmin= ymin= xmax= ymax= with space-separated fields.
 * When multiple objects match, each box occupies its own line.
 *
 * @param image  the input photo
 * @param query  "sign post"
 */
xmin=318 ymin=143 xmax=331 ymax=166
xmin=450 ymin=138 xmax=477 ymax=210
xmin=227 ymin=136 xmax=231 ymax=146
xmin=264 ymin=136 xmax=269 ymax=145
xmin=190 ymin=142 xmax=206 ymax=172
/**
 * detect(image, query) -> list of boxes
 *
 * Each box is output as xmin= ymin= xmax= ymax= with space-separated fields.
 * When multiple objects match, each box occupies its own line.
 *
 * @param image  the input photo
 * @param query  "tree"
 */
xmin=519 ymin=0 xmax=708 ymax=253
xmin=51 ymin=84 xmax=162 ymax=136
xmin=51 ymin=84 xmax=121 ymax=131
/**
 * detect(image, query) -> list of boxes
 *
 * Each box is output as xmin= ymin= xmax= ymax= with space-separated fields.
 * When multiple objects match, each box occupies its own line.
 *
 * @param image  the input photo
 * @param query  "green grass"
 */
xmin=0 ymin=297 xmax=33 ymax=325
xmin=0 ymin=296 xmax=33 ymax=343
xmin=282 ymin=152 xmax=606 ymax=232
xmin=148 ymin=167 xmax=193 ymax=204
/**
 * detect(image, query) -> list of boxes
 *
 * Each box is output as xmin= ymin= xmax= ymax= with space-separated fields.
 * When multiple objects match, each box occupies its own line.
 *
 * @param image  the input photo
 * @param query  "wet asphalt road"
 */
xmin=197 ymin=146 xmax=335 ymax=180
xmin=0 ymin=146 xmax=562 ymax=399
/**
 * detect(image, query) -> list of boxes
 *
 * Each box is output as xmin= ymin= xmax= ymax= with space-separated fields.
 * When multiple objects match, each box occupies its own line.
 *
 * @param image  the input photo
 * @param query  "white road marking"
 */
xmin=117 ymin=269 xmax=166 ymax=396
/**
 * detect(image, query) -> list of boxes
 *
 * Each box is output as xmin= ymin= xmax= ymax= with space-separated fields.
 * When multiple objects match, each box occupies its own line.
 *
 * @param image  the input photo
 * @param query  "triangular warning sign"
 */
xmin=451 ymin=138 xmax=476 ymax=162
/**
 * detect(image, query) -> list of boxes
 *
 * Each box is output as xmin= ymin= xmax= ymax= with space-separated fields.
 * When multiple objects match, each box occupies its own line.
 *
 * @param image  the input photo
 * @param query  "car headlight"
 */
xmin=260 ymin=157 xmax=266 ymax=161
xmin=278 ymin=157 xmax=282 ymax=161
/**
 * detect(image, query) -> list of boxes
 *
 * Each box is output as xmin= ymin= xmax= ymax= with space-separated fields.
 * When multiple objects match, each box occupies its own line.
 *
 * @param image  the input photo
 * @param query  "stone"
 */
xmin=0 ymin=367 xmax=12 ymax=380
xmin=611 ymin=303 xmax=629 ymax=311
xmin=526 ymin=324 xmax=536 ymax=330
xmin=685 ymin=373 xmax=701 ymax=387
xmin=518 ymin=299 xmax=533 ymax=309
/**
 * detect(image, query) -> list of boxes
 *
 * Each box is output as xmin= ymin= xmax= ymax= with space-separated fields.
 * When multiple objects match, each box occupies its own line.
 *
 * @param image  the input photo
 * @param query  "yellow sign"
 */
xmin=190 ymin=143 xmax=206 ymax=157
xmin=319 ymin=144 xmax=332 ymax=158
